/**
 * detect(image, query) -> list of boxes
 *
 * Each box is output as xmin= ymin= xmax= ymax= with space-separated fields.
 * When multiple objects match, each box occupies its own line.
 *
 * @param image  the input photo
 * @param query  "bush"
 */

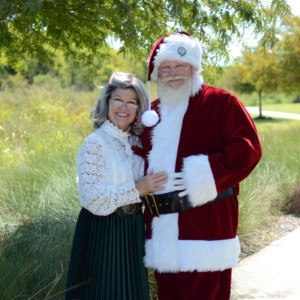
xmin=286 ymin=185 xmax=300 ymax=214
xmin=293 ymin=96 xmax=300 ymax=103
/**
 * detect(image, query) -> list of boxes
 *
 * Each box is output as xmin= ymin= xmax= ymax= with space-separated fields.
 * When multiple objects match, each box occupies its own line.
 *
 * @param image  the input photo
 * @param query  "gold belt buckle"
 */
xmin=144 ymin=193 xmax=160 ymax=217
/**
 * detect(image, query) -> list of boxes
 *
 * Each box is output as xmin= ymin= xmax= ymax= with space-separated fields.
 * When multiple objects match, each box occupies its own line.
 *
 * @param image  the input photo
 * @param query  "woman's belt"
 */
xmin=113 ymin=202 xmax=142 ymax=217
xmin=141 ymin=187 xmax=235 ymax=217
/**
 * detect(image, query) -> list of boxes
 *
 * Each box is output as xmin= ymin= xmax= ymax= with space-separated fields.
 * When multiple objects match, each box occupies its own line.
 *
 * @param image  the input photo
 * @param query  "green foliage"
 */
xmin=0 ymin=0 xmax=291 ymax=70
xmin=233 ymin=46 xmax=280 ymax=116
xmin=0 ymin=47 xmax=149 ymax=91
xmin=232 ymin=46 xmax=280 ymax=95
xmin=218 ymin=15 xmax=300 ymax=109
xmin=0 ymin=79 xmax=97 ymax=169
xmin=215 ymin=66 xmax=298 ymax=107
xmin=277 ymin=16 xmax=300 ymax=93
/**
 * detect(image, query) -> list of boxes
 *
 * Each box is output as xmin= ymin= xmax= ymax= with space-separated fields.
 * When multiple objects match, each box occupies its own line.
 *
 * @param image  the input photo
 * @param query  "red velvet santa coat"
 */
xmin=140 ymin=84 xmax=262 ymax=273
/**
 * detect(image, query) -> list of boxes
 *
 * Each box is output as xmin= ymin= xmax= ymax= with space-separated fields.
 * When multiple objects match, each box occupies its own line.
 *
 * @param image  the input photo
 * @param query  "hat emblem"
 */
xmin=178 ymin=47 xmax=186 ymax=57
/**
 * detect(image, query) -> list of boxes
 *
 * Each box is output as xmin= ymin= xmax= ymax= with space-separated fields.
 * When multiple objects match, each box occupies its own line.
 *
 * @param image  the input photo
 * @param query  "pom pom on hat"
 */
xmin=141 ymin=81 xmax=159 ymax=127
xmin=141 ymin=110 xmax=159 ymax=127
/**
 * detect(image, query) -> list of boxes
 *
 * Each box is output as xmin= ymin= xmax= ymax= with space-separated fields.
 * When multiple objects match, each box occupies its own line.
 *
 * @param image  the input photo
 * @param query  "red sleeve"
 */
xmin=209 ymin=95 xmax=262 ymax=193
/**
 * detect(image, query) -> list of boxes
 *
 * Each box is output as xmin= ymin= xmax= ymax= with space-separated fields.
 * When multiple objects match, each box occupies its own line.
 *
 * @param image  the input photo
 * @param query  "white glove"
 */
xmin=168 ymin=172 xmax=188 ymax=197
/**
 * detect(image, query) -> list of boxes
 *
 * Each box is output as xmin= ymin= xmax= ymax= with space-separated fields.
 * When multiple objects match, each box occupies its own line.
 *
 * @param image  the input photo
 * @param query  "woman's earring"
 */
xmin=134 ymin=116 xmax=138 ymax=124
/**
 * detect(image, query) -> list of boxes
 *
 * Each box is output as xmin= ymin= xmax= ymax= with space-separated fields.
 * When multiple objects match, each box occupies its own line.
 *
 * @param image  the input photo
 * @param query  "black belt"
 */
xmin=141 ymin=187 xmax=235 ymax=217
xmin=113 ymin=203 xmax=142 ymax=217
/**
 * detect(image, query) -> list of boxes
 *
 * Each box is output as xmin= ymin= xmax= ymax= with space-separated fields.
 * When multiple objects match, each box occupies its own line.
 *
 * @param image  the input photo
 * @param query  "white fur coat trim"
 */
xmin=183 ymin=154 xmax=218 ymax=207
xmin=191 ymin=72 xmax=203 ymax=97
xmin=144 ymin=213 xmax=240 ymax=272
xmin=144 ymin=235 xmax=240 ymax=273
xmin=147 ymin=99 xmax=189 ymax=193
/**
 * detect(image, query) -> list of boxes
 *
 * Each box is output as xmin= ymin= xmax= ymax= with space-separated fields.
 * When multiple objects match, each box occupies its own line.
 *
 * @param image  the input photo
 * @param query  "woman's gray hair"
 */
xmin=91 ymin=72 xmax=148 ymax=137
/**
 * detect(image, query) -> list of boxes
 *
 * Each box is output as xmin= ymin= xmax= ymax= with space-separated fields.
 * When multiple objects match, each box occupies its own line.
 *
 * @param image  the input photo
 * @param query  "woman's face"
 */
xmin=108 ymin=88 xmax=138 ymax=131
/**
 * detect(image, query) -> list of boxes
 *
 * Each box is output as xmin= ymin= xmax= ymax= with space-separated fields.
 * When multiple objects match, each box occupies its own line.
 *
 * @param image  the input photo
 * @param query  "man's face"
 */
xmin=158 ymin=60 xmax=192 ymax=89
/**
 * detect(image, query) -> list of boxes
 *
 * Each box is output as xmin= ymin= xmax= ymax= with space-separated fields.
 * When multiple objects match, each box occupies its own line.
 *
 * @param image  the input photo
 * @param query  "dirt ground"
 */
xmin=239 ymin=213 xmax=300 ymax=260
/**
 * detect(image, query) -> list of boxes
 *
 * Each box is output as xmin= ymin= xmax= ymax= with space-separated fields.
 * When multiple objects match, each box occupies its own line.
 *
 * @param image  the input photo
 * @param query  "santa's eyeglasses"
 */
xmin=158 ymin=65 xmax=190 ymax=75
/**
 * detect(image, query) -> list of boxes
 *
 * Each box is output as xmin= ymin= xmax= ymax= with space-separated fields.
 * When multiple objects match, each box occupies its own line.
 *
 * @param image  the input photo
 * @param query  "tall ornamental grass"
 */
xmin=0 ymin=157 xmax=79 ymax=299
xmin=238 ymin=119 xmax=300 ymax=239
xmin=0 ymin=80 xmax=95 ymax=299
xmin=0 ymin=81 xmax=300 ymax=299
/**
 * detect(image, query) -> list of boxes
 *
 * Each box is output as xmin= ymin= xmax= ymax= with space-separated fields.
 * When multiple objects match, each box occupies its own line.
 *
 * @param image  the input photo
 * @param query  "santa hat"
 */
xmin=148 ymin=32 xmax=202 ymax=81
xmin=141 ymin=32 xmax=202 ymax=127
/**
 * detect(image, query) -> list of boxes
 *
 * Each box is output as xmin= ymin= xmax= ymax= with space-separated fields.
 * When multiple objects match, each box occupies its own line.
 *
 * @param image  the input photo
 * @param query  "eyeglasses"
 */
xmin=158 ymin=65 xmax=190 ymax=75
xmin=110 ymin=98 xmax=138 ymax=110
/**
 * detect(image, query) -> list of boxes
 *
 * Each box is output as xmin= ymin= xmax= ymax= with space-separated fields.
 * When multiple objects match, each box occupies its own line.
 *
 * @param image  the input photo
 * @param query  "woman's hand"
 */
xmin=135 ymin=172 xmax=168 ymax=196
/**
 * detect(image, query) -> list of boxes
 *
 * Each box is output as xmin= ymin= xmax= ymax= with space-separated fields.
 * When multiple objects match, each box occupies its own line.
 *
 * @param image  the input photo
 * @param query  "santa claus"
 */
xmin=140 ymin=32 xmax=262 ymax=300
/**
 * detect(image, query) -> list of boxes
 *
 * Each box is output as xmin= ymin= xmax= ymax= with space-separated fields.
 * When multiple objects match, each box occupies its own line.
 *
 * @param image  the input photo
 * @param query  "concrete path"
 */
xmin=246 ymin=107 xmax=300 ymax=120
xmin=231 ymin=227 xmax=300 ymax=299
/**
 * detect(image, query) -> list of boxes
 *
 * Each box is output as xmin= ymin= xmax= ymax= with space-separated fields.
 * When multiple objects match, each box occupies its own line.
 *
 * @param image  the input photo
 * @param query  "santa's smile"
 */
xmin=165 ymin=78 xmax=184 ymax=89
xmin=168 ymin=78 xmax=183 ymax=84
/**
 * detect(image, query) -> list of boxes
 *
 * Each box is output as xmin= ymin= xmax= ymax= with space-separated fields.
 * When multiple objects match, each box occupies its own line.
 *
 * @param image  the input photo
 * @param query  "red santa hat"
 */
xmin=141 ymin=32 xmax=203 ymax=127
xmin=148 ymin=32 xmax=202 ymax=81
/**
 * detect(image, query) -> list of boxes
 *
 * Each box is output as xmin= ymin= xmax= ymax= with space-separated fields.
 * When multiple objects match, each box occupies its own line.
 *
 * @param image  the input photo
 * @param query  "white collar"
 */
xmin=101 ymin=119 xmax=129 ymax=141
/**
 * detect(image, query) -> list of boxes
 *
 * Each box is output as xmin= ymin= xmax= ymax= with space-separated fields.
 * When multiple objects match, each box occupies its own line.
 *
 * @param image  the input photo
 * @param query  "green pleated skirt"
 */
xmin=65 ymin=208 xmax=149 ymax=300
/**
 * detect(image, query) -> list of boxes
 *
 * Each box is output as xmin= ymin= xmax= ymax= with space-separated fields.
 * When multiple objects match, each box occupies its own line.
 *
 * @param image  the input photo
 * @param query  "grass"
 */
xmin=0 ymin=82 xmax=300 ymax=299
xmin=0 ymin=156 xmax=80 ymax=299
xmin=0 ymin=82 xmax=91 ymax=299
xmin=238 ymin=119 xmax=300 ymax=239
xmin=249 ymin=103 xmax=300 ymax=114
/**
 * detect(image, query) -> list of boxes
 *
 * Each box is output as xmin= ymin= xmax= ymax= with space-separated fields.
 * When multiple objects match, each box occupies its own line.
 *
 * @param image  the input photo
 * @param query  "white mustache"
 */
xmin=161 ymin=75 xmax=185 ymax=82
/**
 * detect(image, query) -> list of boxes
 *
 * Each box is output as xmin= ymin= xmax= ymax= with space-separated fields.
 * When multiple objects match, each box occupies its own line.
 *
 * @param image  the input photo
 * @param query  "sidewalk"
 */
xmin=231 ymin=227 xmax=300 ymax=299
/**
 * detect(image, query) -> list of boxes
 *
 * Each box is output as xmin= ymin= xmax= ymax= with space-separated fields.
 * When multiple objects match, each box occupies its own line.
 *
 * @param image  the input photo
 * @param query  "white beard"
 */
xmin=157 ymin=75 xmax=192 ymax=106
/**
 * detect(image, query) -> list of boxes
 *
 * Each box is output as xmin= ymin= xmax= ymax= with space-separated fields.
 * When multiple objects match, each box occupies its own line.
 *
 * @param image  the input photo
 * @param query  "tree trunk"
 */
xmin=258 ymin=89 xmax=263 ymax=118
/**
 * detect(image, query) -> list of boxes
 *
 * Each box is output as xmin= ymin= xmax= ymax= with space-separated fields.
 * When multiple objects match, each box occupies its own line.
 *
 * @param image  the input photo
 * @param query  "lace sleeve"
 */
xmin=77 ymin=137 xmax=141 ymax=216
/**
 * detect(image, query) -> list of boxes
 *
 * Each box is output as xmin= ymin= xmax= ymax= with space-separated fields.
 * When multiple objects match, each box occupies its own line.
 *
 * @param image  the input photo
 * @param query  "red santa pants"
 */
xmin=154 ymin=269 xmax=232 ymax=300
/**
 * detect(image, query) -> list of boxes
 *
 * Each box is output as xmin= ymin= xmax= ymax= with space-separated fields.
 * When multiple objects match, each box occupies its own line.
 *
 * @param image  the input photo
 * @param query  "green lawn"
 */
xmin=258 ymin=103 xmax=300 ymax=114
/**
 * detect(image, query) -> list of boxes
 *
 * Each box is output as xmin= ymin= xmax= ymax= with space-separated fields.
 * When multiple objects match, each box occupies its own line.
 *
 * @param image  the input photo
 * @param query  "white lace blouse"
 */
xmin=77 ymin=120 xmax=144 ymax=216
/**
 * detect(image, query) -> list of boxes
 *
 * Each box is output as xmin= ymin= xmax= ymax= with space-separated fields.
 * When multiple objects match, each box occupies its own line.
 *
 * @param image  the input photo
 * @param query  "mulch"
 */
xmin=239 ymin=213 xmax=300 ymax=259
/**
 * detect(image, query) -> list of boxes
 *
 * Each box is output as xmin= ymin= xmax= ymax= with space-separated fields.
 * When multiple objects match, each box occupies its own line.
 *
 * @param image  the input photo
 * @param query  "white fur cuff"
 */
xmin=183 ymin=154 xmax=217 ymax=207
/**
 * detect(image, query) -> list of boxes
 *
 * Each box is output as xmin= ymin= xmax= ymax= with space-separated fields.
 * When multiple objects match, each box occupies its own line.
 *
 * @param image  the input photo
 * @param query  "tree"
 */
xmin=232 ymin=46 xmax=280 ymax=118
xmin=49 ymin=46 xmax=148 ymax=89
xmin=0 ymin=46 xmax=148 ymax=90
xmin=277 ymin=16 xmax=300 ymax=94
xmin=0 ymin=0 xmax=291 ymax=71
